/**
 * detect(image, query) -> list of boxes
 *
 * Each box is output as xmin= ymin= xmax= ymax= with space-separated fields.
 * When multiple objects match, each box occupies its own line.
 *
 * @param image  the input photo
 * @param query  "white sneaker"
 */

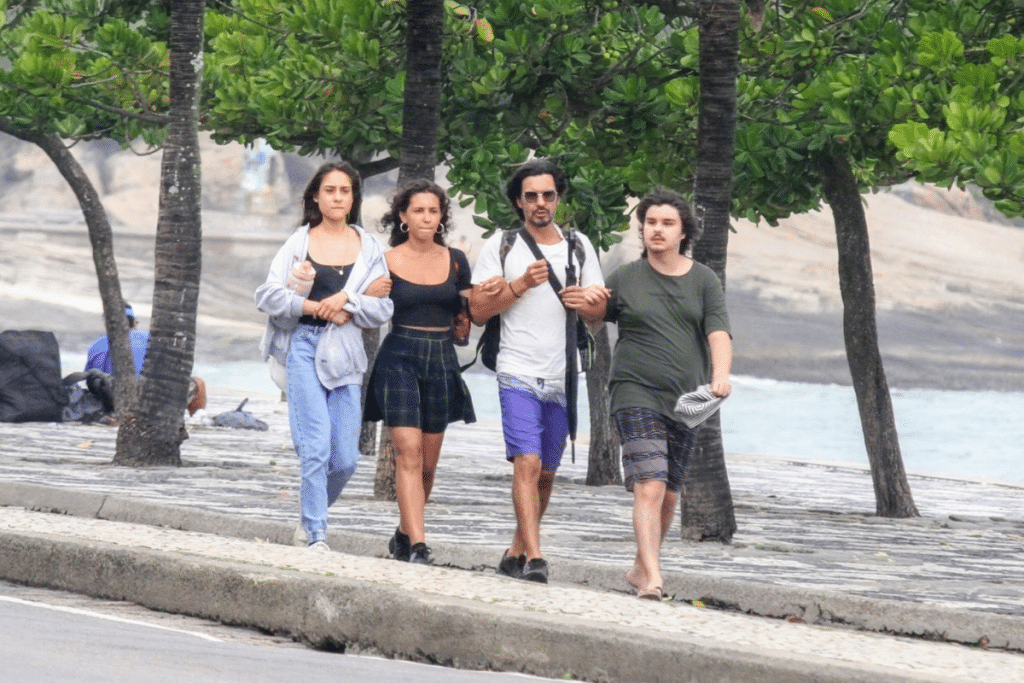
xmin=308 ymin=540 xmax=330 ymax=552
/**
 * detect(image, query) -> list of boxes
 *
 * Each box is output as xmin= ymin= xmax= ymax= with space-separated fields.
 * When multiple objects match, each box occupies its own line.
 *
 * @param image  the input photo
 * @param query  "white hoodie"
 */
xmin=255 ymin=224 xmax=393 ymax=389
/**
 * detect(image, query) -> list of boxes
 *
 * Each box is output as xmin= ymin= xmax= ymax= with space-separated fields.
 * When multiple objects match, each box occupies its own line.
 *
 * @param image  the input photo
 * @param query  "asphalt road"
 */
xmin=0 ymin=581 xmax=558 ymax=683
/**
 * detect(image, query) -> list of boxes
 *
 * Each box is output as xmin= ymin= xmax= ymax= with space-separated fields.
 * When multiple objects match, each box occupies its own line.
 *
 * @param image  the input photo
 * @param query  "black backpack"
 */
xmin=0 ymin=330 xmax=68 ymax=423
xmin=464 ymin=228 xmax=590 ymax=372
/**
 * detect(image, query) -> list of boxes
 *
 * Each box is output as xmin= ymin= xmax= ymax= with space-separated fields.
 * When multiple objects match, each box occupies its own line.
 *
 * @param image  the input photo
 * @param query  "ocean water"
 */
xmin=62 ymin=355 xmax=1024 ymax=485
xmin=721 ymin=376 xmax=1024 ymax=485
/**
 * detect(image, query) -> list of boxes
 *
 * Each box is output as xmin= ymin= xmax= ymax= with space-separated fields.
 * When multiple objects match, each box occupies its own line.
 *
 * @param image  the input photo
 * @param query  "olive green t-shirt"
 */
xmin=605 ymin=259 xmax=731 ymax=420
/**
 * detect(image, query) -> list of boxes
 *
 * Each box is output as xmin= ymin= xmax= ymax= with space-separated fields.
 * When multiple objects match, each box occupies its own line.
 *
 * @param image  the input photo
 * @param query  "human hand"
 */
xmin=581 ymin=284 xmax=612 ymax=305
xmin=313 ymin=290 xmax=350 ymax=321
xmin=559 ymin=285 xmax=592 ymax=310
xmin=519 ymin=259 xmax=549 ymax=290
xmin=365 ymin=276 xmax=392 ymax=298
xmin=710 ymin=379 xmax=732 ymax=398
xmin=476 ymin=275 xmax=506 ymax=298
xmin=287 ymin=260 xmax=315 ymax=297
xmin=328 ymin=310 xmax=352 ymax=326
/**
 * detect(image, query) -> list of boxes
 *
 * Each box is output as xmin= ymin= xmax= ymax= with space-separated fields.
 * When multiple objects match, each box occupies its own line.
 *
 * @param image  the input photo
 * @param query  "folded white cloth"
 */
xmin=674 ymin=384 xmax=727 ymax=428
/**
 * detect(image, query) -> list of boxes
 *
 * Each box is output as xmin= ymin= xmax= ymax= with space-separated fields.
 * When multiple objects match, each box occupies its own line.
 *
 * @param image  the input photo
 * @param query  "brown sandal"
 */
xmin=637 ymin=586 xmax=667 ymax=601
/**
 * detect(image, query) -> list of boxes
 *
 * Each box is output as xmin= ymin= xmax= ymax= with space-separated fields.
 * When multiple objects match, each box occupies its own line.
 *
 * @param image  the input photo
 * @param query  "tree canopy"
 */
xmin=204 ymin=0 xmax=701 ymax=248
xmin=0 ymin=0 xmax=173 ymax=147
xmin=732 ymin=0 xmax=1024 ymax=224
xmin=889 ymin=4 xmax=1024 ymax=217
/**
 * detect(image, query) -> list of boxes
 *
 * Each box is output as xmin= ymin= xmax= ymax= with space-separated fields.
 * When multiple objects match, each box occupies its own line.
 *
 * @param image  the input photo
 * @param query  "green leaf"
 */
xmin=987 ymin=35 xmax=1023 ymax=60
xmin=981 ymin=164 xmax=1003 ymax=185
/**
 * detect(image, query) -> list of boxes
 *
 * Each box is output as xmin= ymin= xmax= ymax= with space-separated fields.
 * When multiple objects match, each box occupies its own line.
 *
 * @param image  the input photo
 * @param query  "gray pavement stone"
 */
xmin=2 ymin=387 xmax=1024 ymax=675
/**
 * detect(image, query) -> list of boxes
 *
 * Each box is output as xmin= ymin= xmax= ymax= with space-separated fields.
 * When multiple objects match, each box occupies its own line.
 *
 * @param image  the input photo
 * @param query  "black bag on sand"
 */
xmin=0 ymin=329 xmax=68 ymax=423
xmin=61 ymin=369 xmax=115 ymax=423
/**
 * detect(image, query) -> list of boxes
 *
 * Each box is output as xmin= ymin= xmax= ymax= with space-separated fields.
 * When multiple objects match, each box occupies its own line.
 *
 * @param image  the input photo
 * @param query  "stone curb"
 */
xmin=0 ymin=529 xmax=952 ymax=683
xmin=3 ymin=480 xmax=1021 ymax=653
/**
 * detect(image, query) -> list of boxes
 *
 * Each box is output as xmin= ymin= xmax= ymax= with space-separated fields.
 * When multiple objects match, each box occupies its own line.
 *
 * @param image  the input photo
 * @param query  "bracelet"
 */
xmin=508 ymin=281 xmax=522 ymax=298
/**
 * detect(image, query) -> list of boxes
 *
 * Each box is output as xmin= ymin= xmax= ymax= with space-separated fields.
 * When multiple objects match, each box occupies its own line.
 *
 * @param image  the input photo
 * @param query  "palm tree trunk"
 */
xmin=360 ymin=327 xmax=381 ymax=456
xmin=585 ymin=327 xmax=621 ymax=485
xmin=114 ymin=0 xmax=205 ymax=466
xmin=373 ymin=0 xmax=444 ymax=500
xmin=815 ymin=151 xmax=919 ymax=518
xmin=397 ymin=0 xmax=443 ymax=182
xmin=685 ymin=0 xmax=741 ymax=542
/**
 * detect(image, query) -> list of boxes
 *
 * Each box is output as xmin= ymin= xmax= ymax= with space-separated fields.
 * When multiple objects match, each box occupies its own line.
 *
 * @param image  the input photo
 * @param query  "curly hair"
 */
xmin=300 ymin=161 xmax=362 ymax=228
xmin=381 ymin=179 xmax=452 ymax=247
xmin=635 ymin=188 xmax=698 ymax=258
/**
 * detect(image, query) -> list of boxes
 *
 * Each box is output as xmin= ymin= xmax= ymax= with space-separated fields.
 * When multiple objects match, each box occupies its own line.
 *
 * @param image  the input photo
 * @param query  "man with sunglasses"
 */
xmin=470 ymin=159 xmax=608 ymax=584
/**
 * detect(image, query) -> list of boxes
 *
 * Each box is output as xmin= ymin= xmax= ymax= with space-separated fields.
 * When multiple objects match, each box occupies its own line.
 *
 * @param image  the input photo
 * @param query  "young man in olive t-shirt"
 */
xmin=570 ymin=188 xmax=732 ymax=600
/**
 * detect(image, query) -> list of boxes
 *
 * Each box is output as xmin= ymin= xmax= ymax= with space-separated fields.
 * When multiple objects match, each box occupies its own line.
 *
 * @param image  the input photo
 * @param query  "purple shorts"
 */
xmin=497 ymin=373 xmax=569 ymax=472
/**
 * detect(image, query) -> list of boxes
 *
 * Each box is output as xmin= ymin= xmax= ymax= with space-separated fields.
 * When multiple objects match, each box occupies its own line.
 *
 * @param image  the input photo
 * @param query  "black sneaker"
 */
xmin=389 ymin=527 xmax=411 ymax=561
xmin=496 ymin=550 xmax=525 ymax=578
xmin=521 ymin=558 xmax=548 ymax=584
xmin=409 ymin=542 xmax=432 ymax=565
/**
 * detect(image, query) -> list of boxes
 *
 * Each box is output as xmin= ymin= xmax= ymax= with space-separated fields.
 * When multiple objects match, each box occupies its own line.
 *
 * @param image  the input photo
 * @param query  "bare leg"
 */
xmin=421 ymin=432 xmax=444 ymax=503
xmin=627 ymin=486 xmax=679 ymax=591
xmin=509 ymin=468 xmax=555 ymax=560
xmin=509 ymin=455 xmax=546 ymax=560
xmin=392 ymin=426 xmax=427 ymax=545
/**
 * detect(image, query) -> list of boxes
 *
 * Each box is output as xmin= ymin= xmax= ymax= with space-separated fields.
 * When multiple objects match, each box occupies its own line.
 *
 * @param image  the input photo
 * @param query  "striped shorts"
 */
xmin=613 ymin=407 xmax=696 ymax=493
xmin=365 ymin=327 xmax=475 ymax=433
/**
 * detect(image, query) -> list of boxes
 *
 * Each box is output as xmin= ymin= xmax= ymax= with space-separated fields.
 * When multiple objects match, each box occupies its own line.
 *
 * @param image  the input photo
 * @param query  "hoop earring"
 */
xmin=400 ymin=223 xmax=409 ymax=233
xmin=437 ymin=223 xmax=445 ymax=233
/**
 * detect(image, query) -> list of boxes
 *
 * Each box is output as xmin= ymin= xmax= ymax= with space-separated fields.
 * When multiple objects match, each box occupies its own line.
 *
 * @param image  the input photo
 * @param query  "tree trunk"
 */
xmin=679 ymin=412 xmax=736 ymax=540
xmin=359 ymin=327 xmax=380 ymax=456
xmin=397 ymin=0 xmax=443 ymax=182
xmin=374 ymin=436 xmax=399 ymax=502
xmin=113 ymin=0 xmax=205 ymax=466
xmin=373 ymin=0 xmax=444 ymax=500
xmin=0 ymin=119 xmax=136 ymax=411
xmin=815 ymin=151 xmax=919 ymax=518
xmin=685 ymin=0 xmax=741 ymax=543
xmin=585 ymin=326 xmax=621 ymax=485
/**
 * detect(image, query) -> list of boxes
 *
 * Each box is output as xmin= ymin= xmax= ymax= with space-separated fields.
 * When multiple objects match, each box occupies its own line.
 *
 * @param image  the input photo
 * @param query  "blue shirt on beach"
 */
xmin=85 ymin=330 xmax=149 ymax=376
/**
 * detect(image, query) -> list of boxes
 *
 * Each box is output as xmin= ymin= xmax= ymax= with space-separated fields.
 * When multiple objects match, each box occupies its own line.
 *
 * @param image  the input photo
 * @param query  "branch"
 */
xmin=0 ymin=114 xmax=48 ymax=146
xmin=68 ymin=93 xmax=170 ymax=126
xmin=358 ymin=156 xmax=400 ymax=179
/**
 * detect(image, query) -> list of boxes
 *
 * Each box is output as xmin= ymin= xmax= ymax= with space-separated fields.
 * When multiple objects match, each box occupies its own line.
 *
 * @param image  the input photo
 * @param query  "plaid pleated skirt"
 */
xmin=364 ymin=327 xmax=476 ymax=433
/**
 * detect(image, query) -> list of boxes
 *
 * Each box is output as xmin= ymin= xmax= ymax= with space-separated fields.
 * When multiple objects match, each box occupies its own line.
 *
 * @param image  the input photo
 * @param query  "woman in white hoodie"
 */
xmin=255 ymin=161 xmax=393 ymax=550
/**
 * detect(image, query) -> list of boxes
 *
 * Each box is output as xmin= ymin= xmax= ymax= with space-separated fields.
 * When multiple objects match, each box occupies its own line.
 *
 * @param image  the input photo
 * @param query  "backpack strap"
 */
xmin=499 ymin=227 xmax=519 ymax=271
xmin=460 ymin=228 xmax=520 ymax=372
xmin=517 ymin=227 xmax=587 ymax=295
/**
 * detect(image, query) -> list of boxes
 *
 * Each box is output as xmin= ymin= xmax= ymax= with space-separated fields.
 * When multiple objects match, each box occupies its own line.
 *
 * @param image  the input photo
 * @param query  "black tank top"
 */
xmin=298 ymin=255 xmax=353 ymax=326
xmin=390 ymin=248 xmax=471 ymax=328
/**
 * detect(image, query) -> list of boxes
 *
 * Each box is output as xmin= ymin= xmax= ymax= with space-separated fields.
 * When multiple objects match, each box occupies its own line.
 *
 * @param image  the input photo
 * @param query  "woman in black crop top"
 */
xmin=364 ymin=179 xmax=476 ymax=565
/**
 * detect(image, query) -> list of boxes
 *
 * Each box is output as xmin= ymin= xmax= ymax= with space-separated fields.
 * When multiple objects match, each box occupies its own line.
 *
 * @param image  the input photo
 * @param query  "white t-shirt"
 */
xmin=472 ymin=227 xmax=604 ymax=380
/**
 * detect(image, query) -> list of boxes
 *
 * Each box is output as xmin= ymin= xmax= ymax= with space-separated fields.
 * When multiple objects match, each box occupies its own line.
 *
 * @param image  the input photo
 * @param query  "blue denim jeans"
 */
xmin=287 ymin=324 xmax=361 ymax=544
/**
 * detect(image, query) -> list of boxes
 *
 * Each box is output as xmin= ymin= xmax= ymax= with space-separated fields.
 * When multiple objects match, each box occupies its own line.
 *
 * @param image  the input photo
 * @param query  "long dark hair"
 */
xmin=504 ymin=159 xmax=568 ymax=221
xmin=300 ymin=161 xmax=362 ymax=228
xmin=636 ymin=188 xmax=698 ymax=258
xmin=381 ymin=179 xmax=452 ymax=247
